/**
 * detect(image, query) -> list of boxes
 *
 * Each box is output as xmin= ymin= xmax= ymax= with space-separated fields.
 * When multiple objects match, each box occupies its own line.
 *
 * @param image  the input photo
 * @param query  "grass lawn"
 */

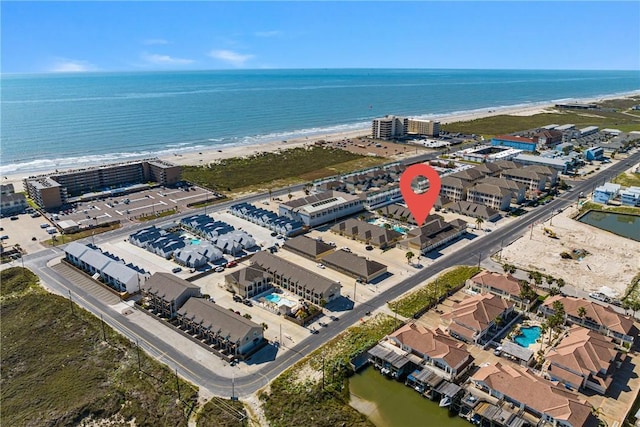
xmin=1 ymin=267 xmax=198 ymax=427
xmin=612 ymin=172 xmax=640 ymax=188
xmin=42 ymin=223 xmax=121 ymax=246
xmin=442 ymin=108 xmax=640 ymax=137
xmin=579 ymin=201 xmax=640 ymax=216
xmin=259 ymin=314 xmax=397 ymax=427
xmin=389 ymin=266 xmax=482 ymax=317
xmin=182 ymin=146 xmax=387 ymax=194
xmin=196 ymin=397 xmax=248 ymax=427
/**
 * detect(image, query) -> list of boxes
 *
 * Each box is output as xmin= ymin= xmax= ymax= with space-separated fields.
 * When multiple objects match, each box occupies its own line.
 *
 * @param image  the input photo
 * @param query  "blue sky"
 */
xmin=2 ymin=1 xmax=639 ymax=73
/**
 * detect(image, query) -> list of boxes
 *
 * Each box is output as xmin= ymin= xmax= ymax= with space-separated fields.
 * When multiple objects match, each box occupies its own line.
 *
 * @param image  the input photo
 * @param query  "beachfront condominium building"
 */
xmin=24 ymin=158 xmax=181 ymax=210
xmin=406 ymin=119 xmax=441 ymax=137
xmin=371 ymin=115 xmax=408 ymax=139
xmin=279 ymin=190 xmax=364 ymax=227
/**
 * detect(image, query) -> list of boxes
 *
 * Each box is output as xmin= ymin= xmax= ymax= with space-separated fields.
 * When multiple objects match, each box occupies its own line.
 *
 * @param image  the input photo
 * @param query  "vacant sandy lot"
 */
xmin=500 ymin=208 xmax=639 ymax=297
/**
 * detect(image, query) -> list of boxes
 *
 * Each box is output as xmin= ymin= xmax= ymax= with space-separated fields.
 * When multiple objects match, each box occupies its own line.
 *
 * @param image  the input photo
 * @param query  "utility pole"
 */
xmin=68 ymin=290 xmax=75 ymax=315
xmin=529 ymin=223 xmax=534 ymax=240
xmin=353 ymin=280 xmax=357 ymax=302
xmin=175 ymin=368 xmax=181 ymax=400
xmin=322 ymin=355 xmax=325 ymax=390
xmin=231 ymin=371 xmax=235 ymax=400
xmin=477 ymin=252 xmax=481 ymax=268
xmin=100 ymin=314 xmax=107 ymax=341
xmin=279 ymin=323 xmax=282 ymax=348
xmin=136 ymin=339 xmax=141 ymax=372
xmin=499 ymin=239 xmax=504 ymax=261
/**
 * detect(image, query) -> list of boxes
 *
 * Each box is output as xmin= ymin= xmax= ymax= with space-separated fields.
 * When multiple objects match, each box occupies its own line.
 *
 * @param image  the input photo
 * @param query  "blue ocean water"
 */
xmin=1 ymin=69 xmax=639 ymax=174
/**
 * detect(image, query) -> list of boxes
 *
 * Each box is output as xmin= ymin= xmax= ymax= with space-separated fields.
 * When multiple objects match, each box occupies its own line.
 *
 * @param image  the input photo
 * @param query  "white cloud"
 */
xmin=49 ymin=59 xmax=97 ymax=73
xmin=255 ymin=30 xmax=282 ymax=38
xmin=141 ymin=52 xmax=194 ymax=65
xmin=208 ymin=49 xmax=254 ymax=67
xmin=142 ymin=38 xmax=169 ymax=45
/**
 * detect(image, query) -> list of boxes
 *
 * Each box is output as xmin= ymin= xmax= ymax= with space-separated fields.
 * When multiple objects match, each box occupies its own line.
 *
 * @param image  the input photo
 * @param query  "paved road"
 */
xmin=23 ymin=149 xmax=640 ymax=397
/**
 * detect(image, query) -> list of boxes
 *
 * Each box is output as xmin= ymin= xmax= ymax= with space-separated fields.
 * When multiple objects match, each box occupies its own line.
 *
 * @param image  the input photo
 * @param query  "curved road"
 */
xmin=24 ymin=149 xmax=640 ymax=397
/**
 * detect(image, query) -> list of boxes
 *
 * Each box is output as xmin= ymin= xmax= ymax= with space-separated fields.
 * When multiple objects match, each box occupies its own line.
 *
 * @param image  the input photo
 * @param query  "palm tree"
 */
xmin=577 ymin=306 xmax=587 ymax=322
xmin=475 ymin=217 xmax=484 ymax=230
xmin=556 ymin=278 xmax=565 ymax=289
xmin=287 ymin=193 xmax=293 ymax=201
xmin=405 ymin=251 xmax=415 ymax=265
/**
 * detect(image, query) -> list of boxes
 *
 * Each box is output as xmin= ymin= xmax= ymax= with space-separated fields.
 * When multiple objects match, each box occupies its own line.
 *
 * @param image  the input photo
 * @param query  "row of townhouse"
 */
xmin=139 ymin=272 xmax=264 ymax=357
xmin=330 ymin=217 xmax=404 ymax=249
xmin=593 ymin=182 xmax=640 ymax=206
xmin=129 ymin=226 xmax=186 ymax=259
xmin=225 ymin=250 xmax=341 ymax=306
xmin=444 ymin=293 xmax=515 ymax=346
xmin=538 ymin=295 xmax=636 ymax=347
xmin=396 ymin=215 xmax=468 ymax=255
xmin=228 ymin=202 xmax=304 ymax=236
xmin=65 ymin=242 xmax=147 ymax=294
xmin=471 ymin=362 xmax=598 ymax=427
xmin=180 ymin=215 xmax=257 ymax=254
xmin=439 ymin=160 xmax=558 ymax=215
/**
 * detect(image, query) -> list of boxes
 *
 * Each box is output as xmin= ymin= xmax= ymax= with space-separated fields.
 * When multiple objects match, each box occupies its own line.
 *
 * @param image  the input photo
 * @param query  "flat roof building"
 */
xmin=24 ymin=158 xmax=181 ymax=210
xmin=279 ymin=190 xmax=364 ymax=227
xmin=321 ymin=249 xmax=387 ymax=283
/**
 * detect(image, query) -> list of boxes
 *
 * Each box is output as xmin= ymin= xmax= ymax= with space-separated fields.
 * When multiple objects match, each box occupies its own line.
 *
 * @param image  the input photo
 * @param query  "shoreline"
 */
xmin=3 ymin=91 xmax=639 ymax=190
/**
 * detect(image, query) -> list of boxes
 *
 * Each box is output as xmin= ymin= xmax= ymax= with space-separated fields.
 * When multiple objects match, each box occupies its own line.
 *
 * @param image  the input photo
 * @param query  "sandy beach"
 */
xmin=3 ymin=92 xmax=636 ymax=191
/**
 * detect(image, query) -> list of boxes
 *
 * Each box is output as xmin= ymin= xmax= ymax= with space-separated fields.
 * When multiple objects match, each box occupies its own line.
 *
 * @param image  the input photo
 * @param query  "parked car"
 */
xmin=233 ymin=294 xmax=243 ymax=302
xmin=330 ymin=315 xmax=339 ymax=321
xmin=0 ymin=235 xmax=9 ymax=240
xmin=226 ymin=260 xmax=238 ymax=268
xmin=171 ymin=267 xmax=182 ymax=273
xmin=270 ymin=231 xmax=278 ymax=237
xmin=40 ymin=223 xmax=50 ymax=229
xmin=10 ymin=216 xmax=19 ymax=221
xmin=214 ymin=266 xmax=225 ymax=273
xmin=242 ymin=299 xmax=253 ymax=307
xmin=316 ymin=263 xmax=325 ymax=269
xmin=365 ymin=245 xmax=373 ymax=251
xmin=341 ymin=247 xmax=351 ymax=253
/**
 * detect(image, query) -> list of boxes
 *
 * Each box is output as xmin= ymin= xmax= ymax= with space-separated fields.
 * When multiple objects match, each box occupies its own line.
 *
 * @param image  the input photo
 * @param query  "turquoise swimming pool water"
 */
xmin=515 ymin=326 xmax=541 ymax=347
xmin=393 ymin=225 xmax=409 ymax=233
xmin=190 ymin=239 xmax=201 ymax=245
xmin=265 ymin=293 xmax=281 ymax=303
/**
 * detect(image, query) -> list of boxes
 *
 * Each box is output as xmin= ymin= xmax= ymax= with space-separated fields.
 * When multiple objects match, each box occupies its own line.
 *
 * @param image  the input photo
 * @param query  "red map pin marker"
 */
xmin=399 ymin=163 xmax=441 ymax=227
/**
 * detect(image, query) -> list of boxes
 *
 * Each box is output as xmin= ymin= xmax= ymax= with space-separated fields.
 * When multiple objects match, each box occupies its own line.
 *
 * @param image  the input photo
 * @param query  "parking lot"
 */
xmin=46 ymin=184 xmax=220 ymax=227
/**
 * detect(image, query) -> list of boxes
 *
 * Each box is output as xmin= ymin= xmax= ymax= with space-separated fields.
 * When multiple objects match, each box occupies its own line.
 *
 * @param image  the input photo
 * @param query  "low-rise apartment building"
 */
xmin=466 ymin=183 xmax=512 ymax=211
xmin=225 ymin=266 xmax=272 ymax=299
xmin=445 ymin=294 xmax=514 ymax=345
xmin=250 ymin=251 xmax=341 ymax=305
xmin=471 ymin=363 xmax=598 ymax=427
xmin=321 ymin=249 xmax=387 ymax=283
xmin=0 ymin=184 xmax=28 ymax=216
xmin=279 ymin=190 xmax=364 ymax=227
xmin=500 ymin=168 xmax=548 ymax=193
xmin=331 ymin=218 xmax=403 ymax=248
xmin=282 ymin=235 xmax=335 ymax=260
xmin=466 ymin=270 xmax=533 ymax=311
xmin=545 ymin=325 xmax=619 ymax=395
xmin=593 ymin=183 xmax=621 ymax=204
xmin=141 ymin=273 xmax=201 ymax=318
xmin=176 ymin=297 xmax=264 ymax=357
xmin=397 ymin=215 xmax=467 ymax=255
xmin=388 ymin=323 xmax=474 ymax=381
xmin=539 ymin=295 xmax=636 ymax=346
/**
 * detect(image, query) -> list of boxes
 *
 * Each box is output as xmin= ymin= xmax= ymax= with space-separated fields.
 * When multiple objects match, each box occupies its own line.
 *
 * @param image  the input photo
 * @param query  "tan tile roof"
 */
xmin=472 ymin=363 xmax=597 ymax=427
xmin=449 ymin=294 xmax=512 ymax=333
xmin=546 ymin=325 xmax=617 ymax=380
xmin=543 ymin=295 xmax=636 ymax=337
xmin=390 ymin=323 xmax=473 ymax=369
xmin=282 ymin=235 xmax=335 ymax=258
xmin=470 ymin=271 xmax=522 ymax=298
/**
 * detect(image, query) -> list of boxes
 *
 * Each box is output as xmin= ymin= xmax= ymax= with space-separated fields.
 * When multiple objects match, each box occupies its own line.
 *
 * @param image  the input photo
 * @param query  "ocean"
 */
xmin=1 ymin=69 xmax=639 ymax=175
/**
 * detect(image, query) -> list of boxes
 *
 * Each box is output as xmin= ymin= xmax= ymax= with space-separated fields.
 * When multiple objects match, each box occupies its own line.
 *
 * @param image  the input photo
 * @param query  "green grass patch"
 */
xmin=389 ymin=266 xmax=482 ymax=317
xmin=42 ymin=223 xmax=121 ymax=246
xmin=1 ymin=267 xmax=198 ymax=427
xmin=442 ymin=109 xmax=640 ymax=137
xmin=182 ymin=147 xmax=386 ymax=193
xmin=196 ymin=397 xmax=247 ymax=427
xmin=0 ymin=266 xmax=40 ymax=297
xmin=612 ymin=172 xmax=640 ymax=188
xmin=138 ymin=208 xmax=178 ymax=221
xmin=579 ymin=202 xmax=640 ymax=216
xmin=260 ymin=314 xmax=396 ymax=427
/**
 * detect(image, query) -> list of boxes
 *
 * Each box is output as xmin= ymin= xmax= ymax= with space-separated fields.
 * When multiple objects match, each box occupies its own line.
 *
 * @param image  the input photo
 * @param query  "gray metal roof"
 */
xmin=177 ymin=298 xmax=261 ymax=343
xmin=143 ymin=272 xmax=200 ymax=302
xmin=501 ymin=340 xmax=533 ymax=361
xmin=65 ymin=242 xmax=90 ymax=259
xmin=321 ymin=250 xmax=387 ymax=279
xmin=102 ymin=261 xmax=138 ymax=283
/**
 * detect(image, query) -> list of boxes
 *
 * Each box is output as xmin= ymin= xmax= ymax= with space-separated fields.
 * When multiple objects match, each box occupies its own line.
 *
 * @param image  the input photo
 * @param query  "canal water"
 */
xmin=349 ymin=367 xmax=469 ymax=427
xmin=578 ymin=211 xmax=640 ymax=242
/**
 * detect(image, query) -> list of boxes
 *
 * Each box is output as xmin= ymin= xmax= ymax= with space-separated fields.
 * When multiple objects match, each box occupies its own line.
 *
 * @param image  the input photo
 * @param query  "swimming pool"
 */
xmin=263 ymin=292 xmax=297 ymax=308
xmin=190 ymin=239 xmax=201 ymax=245
xmin=514 ymin=326 xmax=541 ymax=347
